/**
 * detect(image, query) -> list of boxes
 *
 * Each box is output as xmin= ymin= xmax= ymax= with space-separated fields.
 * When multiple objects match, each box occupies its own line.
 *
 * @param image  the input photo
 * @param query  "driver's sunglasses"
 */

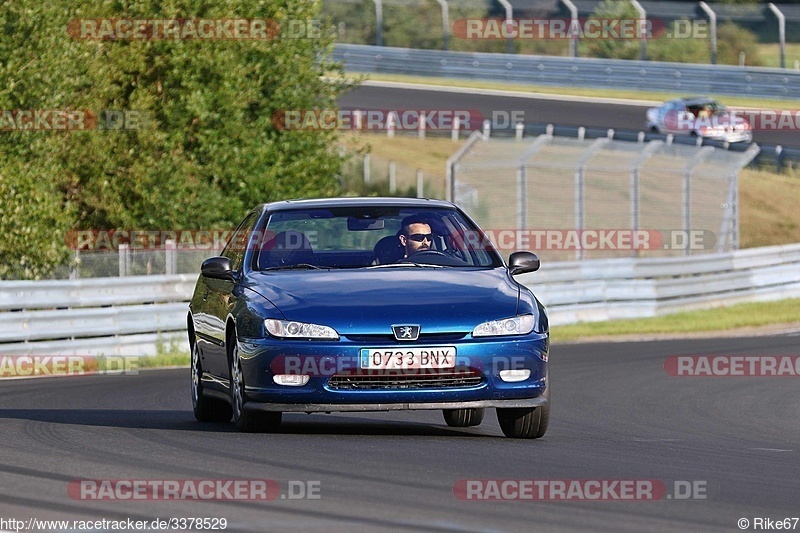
xmin=407 ymin=233 xmax=433 ymax=243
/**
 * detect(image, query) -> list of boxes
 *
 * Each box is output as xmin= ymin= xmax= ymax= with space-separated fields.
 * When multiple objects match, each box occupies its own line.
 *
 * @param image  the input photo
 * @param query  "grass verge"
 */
xmin=552 ymin=298 xmax=800 ymax=343
xmin=756 ymin=43 xmax=800 ymax=70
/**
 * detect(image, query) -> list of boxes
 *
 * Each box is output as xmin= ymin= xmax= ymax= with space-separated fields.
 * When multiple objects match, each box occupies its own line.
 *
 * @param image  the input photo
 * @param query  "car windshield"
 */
xmin=252 ymin=205 xmax=504 ymax=270
xmin=687 ymin=100 xmax=726 ymax=117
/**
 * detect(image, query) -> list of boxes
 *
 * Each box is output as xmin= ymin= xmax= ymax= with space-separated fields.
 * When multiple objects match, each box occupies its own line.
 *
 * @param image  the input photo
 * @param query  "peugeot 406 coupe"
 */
xmin=188 ymin=197 xmax=549 ymax=438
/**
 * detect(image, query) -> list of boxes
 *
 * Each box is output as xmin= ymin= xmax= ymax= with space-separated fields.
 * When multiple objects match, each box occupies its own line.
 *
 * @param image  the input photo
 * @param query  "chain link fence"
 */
xmin=450 ymin=132 xmax=759 ymax=261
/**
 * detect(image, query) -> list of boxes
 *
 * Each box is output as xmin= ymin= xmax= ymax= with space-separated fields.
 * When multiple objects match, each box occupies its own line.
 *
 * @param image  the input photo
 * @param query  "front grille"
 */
xmin=344 ymin=332 xmax=468 ymax=343
xmin=327 ymin=369 xmax=483 ymax=390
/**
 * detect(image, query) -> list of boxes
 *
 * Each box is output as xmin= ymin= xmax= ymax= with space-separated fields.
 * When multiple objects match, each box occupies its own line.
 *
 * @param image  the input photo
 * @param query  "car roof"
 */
xmin=680 ymin=96 xmax=717 ymax=105
xmin=258 ymin=197 xmax=457 ymax=212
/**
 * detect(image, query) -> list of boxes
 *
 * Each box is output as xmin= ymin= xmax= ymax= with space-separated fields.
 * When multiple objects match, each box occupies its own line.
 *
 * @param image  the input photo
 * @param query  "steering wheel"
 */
xmin=402 ymin=249 xmax=467 ymax=266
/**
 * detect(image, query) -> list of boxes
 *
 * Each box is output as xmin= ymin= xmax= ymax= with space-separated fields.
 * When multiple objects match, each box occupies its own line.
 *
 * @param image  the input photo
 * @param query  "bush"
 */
xmin=648 ymin=22 xmax=709 ymax=64
xmin=716 ymin=21 xmax=764 ymax=66
xmin=581 ymin=0 xmax=642 ymax=60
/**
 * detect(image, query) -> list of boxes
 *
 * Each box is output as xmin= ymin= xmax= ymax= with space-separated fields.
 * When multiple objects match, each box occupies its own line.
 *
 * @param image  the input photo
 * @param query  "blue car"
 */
xmin=188 ymin=197 xmax=549 ymax=438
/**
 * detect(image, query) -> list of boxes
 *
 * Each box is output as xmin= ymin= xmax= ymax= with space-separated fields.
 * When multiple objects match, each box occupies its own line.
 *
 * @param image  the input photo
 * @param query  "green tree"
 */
xmin=0 ymin=0 xmax=349 ymax=279
xmin=581 ymin=0 xmax=641 ymax=60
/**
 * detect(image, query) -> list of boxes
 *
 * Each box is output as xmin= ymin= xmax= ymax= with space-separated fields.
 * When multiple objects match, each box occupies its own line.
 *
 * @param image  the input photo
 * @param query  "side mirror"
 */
xmin=508 ymin=251 xmax=540 ymax=275
xmin=201 ymin=256 xmax=235 ymax=280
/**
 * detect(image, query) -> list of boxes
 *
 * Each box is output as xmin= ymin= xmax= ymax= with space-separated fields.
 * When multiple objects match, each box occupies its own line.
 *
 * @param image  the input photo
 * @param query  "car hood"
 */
xmin=246 ymin=268 xmax=519 ymax=334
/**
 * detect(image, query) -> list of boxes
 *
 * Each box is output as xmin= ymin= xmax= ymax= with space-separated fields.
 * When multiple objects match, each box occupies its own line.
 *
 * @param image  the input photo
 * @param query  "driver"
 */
xmin=398 ymin=215 xmax=434 ymax=258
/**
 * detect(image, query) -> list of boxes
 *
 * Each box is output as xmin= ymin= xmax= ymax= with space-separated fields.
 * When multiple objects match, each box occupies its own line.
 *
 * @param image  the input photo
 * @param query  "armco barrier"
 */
xmin=333 ymin=44 xmax=800 ymax=100
xmin=1 ymin=244 xmax=799 ymax=356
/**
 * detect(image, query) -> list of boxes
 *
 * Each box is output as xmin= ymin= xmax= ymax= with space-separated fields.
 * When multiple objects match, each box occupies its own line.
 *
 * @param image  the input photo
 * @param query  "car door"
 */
xmin=201 ymin=211 xmax=260 ymax=379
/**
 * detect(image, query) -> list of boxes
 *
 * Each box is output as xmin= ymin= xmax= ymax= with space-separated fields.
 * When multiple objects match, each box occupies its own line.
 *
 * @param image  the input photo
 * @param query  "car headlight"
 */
xmin=265 ymin=319 xmax=339 ymax=340
xmin=472 ymin=315 xmax=535 ymax=337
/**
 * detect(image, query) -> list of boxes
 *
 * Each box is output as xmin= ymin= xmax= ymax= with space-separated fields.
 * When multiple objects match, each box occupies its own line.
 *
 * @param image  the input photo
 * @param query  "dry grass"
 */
xmin=739 ymin=167 xmax=800 ymax=248
xmin=756 ymin=43 xmax=800 ymax=70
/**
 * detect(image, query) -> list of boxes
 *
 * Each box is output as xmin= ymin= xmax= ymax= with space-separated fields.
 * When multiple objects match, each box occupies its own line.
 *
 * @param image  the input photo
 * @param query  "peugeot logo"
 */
xmin=392 ymin=325 xmax=420 ymax=341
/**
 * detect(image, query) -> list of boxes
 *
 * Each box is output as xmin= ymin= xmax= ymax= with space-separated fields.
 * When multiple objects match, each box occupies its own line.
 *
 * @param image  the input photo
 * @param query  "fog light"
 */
xmin=273 ymin=374 xmax=309 ymax=386
xmin=499 ymin=369 xmax=531 ymax=382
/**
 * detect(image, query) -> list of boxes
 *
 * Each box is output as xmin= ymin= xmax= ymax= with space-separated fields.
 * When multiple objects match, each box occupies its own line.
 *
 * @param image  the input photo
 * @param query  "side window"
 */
xmin=222 ymin=213 xmax=259 ymax=271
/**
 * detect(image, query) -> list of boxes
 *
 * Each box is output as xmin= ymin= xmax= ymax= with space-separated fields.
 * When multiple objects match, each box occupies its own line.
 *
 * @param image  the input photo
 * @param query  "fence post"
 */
xmin=416 ymin=169 xmax=424 ymax=198
xmin=482 ymin=119 xmax=491 ymax=139
xmin=437 ymin=0 xmax=450 ymax=50
xmin=419 ymin=111 xmax=426 ymax=139
xmin=389 ymin=160 xmax=397 ymax=193
xmin=699 ymin=2 xmax=717 ymax=65
xmin=515 ymin=121 xmax=524 ymax=141
xmin=683 ymin=147 xmax=715 ymax=256
xmin=451 ymin=117 xmax=460 ymax=142
xmin=497 ymin=0 xmax=514 ymax=54
xmin=573 ymin=138 xmax=610 ymax=260
xmin=630 ymin=0 xmax=647 ymax=60
xmin=373 ymin=0 xmax=383 ymax=46
xmin=768 ymin=3 xmax=786 ymax=69
xmin=562 ymin=0 xmax=579 ymax=58
xmin=630 ymin=140 xmax=663 ymax=257
xmin=119 ymin=243 xmax=129 ymax=277
xmin=70 ymin=249 xmax=80 ymax=280
xmin=165 ymin=239 xmax=176 ymax=275
xmin=364 ymin=154 xmax=371 ymax=184
xmin=516 ymin=166 xmax=527 ymax=231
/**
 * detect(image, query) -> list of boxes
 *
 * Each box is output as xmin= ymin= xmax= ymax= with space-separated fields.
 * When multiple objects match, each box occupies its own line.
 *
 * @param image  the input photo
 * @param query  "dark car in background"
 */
xmin=188 ymin=197 xmax=549 ymax=438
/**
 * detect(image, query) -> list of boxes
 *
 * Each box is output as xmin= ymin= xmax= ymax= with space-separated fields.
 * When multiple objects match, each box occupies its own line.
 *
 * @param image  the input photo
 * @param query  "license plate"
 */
xmin=359 ymin=346 xmax=457 ymax=370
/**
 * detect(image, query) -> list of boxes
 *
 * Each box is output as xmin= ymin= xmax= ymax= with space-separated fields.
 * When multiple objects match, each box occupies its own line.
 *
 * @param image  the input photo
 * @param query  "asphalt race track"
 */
xmin=338 ymin=84 xmax=800 ymax=149
xmin=2 ymin=334 xmax=799 ymax=532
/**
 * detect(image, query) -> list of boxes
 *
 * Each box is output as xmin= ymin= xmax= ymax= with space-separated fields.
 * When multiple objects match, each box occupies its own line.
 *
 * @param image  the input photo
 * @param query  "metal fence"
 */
xmin=324 ymin=1 xmax=800 ymax=63
xmin=449 ymin=129 xmax=760 ymax=261
xmin=2 ymin=243 xmax=799 ymax=355
xmin=334 ymin=44 xmax=800 ymax=99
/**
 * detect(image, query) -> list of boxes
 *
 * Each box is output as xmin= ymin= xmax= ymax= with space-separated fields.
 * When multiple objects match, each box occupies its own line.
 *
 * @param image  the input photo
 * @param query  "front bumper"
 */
xmin=702 ymin=130 xmax=752 ymax=143
xmin=235 ymin=333 xmax=549 ymax=408
xmin=244 ymin=396 xmax=548 ymax=413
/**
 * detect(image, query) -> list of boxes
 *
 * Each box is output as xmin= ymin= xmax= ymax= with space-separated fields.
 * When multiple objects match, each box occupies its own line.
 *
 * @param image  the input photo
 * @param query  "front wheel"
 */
xmin=443 ymin=408 xmax=484 ymax=427
xmin=496 ymin=379 xmax=550 ymax=439
xmin=229 ymin=334 xmax=282 ymax=433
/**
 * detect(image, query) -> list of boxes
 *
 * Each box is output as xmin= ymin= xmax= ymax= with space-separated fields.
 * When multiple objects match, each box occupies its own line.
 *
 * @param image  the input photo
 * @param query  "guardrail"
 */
xmin=333 ymin=44 xmax=800 ymax=100
xmin=0 ymin=275 xmax=196 ymax=356
xmin=518 ymin=243 xmax=800 ymax=323
xmin=2 ymin=244 xmax=799 ymax=355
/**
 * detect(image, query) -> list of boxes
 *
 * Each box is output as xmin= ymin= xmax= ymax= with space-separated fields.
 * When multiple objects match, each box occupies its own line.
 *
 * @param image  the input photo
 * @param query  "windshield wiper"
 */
xmin=366 ymin=262 xmax=443 ymax=269
xmin=260 ymin=263 xmax=324 ymax=271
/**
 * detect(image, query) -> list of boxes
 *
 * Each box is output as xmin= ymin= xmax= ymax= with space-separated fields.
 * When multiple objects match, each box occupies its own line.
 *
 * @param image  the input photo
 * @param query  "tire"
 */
xmin=191 ymin=342 xmax=232 ymax=422
xmin=496 ymin=379 xmax=550 ymax=439
xmin=229 ymin=333 xmax=282 ymax=433
xmin=443 ymin=408 xmax=484 ymax=427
